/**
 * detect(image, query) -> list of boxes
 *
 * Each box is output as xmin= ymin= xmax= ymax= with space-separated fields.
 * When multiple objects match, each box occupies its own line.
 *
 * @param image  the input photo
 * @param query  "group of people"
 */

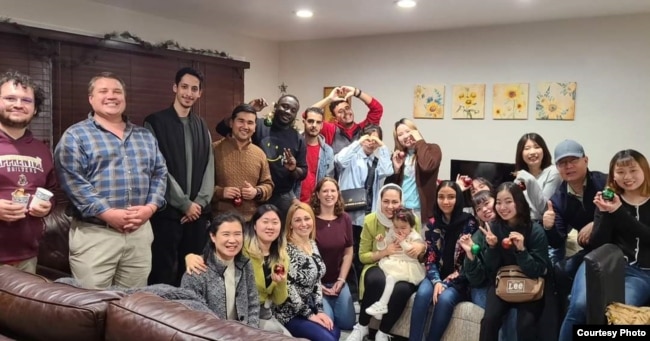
xmin=1 ymin=67 xmax=649 ymax=341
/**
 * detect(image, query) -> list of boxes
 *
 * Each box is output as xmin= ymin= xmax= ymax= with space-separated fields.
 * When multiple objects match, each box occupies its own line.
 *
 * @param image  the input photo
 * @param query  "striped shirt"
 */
xmin=54 ymin=113 xmax=167 ymax=217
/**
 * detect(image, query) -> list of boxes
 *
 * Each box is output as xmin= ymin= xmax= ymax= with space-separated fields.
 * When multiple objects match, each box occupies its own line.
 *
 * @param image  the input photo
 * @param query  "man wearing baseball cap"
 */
xmin=543 ymin=139 xmax=607 ymax=333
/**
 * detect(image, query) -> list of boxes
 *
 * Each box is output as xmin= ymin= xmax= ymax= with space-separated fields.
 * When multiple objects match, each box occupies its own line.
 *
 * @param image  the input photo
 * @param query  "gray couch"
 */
xmin=368 ymin=294 xmax=483 ymax=340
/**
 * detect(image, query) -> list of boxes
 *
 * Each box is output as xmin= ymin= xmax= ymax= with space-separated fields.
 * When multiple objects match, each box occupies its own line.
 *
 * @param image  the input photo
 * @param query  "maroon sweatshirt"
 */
xmin=0 ymin=129 xmax=57 ymax=263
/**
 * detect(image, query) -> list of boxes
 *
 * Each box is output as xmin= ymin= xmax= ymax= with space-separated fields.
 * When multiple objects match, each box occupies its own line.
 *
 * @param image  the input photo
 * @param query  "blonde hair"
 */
xmin=393 ymin=118 xmax=419 ymax=165
xmin=286 ymin=202 xmax=317 ymax=243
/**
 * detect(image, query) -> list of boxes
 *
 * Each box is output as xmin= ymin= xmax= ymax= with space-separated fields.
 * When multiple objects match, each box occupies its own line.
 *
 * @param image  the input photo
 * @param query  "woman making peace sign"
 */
xmin=462 ymin=182 xmax=550 ymax=341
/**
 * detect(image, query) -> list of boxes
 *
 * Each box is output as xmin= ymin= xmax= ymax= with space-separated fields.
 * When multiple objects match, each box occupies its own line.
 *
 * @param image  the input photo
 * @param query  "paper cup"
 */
xmin=12 ymin=193 xmax=30 ymax=207
xmin=28 ymin=187 xmax=53 ymax=209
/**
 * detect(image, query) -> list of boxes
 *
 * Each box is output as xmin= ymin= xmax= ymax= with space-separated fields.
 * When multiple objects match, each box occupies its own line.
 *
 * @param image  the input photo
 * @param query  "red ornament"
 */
xmin=501 ymin=238 xmax=513 ymax=250
xmin=274 ymin=264 xmax=285 ymax=276
xmin=233 ymin=196 xmax=243 ymax=207
xmin=516 ymin=181 xmax=526 ymax=191
xmin=462 ymin=176 xmax=473 ymax=187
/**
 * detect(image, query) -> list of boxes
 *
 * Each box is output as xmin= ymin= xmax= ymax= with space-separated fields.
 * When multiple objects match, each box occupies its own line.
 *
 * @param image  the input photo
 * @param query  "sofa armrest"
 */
xmin=584 ymin=244 xmax=626 ymax=324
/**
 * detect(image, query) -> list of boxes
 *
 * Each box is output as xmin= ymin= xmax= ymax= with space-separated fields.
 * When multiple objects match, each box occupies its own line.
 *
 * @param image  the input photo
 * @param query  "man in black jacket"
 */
xmin=144 ymin=67 xmax=214 ymax=286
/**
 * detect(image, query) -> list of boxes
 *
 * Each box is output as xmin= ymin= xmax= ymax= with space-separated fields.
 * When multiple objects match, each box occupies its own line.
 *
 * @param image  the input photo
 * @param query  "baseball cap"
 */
xmin=554 ymin=139 xmax=585 ymax=164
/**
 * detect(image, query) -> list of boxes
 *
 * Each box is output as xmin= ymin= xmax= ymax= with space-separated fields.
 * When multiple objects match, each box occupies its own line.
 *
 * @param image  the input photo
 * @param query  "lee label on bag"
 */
xmin=506 ymin=280 xmax=525 ymax=293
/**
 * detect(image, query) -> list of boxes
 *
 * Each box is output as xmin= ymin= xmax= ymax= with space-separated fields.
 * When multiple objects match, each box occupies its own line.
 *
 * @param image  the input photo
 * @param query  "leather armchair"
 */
xmin=584 ymin=243 xmax=626 ymax=324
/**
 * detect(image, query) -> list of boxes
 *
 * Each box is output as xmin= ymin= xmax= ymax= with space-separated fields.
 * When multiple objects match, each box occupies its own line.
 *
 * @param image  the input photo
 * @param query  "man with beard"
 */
xmin=144 ymin=67 xmax=214 ymax=286
xmin=212 ymin=104 xmax=273 ymax=220
xmin=311 ymin=86 xmax=383 ymax=155
xmin=295 ymin=107 xmax=334 ymax=203
xmin=216 ymin=95 xmax=307 ymax=221
xmin=0 ymin=70 xmax=57 ymax=274
xmin=55 ymin=72 xmax=167 ymax=289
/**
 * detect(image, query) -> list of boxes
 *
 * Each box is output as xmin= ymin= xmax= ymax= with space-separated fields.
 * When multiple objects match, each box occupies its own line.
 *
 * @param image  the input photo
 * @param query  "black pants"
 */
xmin=268 ymin=191 xmax=295 ymax=224
xmin=148 ymin=214 xmax=209 ymax=286
xmin=479 ymin=285 xmax=545 ymax=341
xmin=359 ymin=267 xmax=417 ymax=333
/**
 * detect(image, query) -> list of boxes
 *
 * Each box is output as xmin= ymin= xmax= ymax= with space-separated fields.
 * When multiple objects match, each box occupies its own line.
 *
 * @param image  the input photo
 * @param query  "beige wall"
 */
xmin=280 ymin=14 xmax=650 ymax=177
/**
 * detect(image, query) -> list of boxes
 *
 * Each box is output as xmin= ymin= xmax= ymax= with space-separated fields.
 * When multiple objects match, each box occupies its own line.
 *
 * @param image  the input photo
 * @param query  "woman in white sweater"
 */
xmin=514 ymin=133 xmax=562 ymax=221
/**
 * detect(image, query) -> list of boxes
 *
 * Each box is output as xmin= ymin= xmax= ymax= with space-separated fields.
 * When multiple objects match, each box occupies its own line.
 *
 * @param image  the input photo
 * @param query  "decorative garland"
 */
xmin=0 ymin=17 xmax=232 ymax=68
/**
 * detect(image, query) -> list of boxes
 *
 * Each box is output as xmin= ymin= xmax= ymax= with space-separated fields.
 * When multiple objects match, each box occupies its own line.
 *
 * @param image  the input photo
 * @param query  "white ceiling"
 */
xmin=88 ymin=0 xmax=650 ymax=41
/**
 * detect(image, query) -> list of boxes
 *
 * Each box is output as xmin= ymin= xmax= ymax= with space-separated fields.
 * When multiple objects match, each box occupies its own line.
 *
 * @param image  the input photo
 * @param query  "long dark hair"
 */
xmin=494 ymin=182 xmax=531 ymax=233
xmin=515 ymin=133 xmax=552 ymax=172
xmin=203 ymin=211 xmax=245 ymax=262
xmin=434 ymin=180 xmax=465 ymax=222
xmin=244 ymin=204 xmax=287 ymax=265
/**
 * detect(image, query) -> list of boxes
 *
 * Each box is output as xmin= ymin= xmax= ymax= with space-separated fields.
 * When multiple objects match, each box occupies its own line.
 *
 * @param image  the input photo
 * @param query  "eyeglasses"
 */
xmin=1 ymin=96 xmax=35 ymax=106
xmin=557 ymin=157 xmax=582 ymax=168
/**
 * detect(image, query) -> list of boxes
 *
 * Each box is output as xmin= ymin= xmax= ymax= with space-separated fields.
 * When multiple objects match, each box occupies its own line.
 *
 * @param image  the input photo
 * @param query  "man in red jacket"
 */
xmin=0 ymin=70 xmax=57 ymax=273
xmin=311 ymin=86 xmax=383 ymax=155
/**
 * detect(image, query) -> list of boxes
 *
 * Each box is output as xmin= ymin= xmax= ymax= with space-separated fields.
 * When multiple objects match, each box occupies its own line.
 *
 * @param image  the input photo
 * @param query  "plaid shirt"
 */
xmin=54 ymin=113 xmax=167 ymax=217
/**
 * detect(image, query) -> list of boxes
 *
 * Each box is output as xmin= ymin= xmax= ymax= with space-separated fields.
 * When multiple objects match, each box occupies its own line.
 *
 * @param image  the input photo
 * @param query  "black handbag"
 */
xmin=341 ymin=188 xmax=368 ymax=211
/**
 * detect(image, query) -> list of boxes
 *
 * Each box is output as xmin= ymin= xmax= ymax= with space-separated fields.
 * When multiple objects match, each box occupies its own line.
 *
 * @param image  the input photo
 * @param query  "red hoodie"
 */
xmin=0 ymin=129 xmax=57 ymax=263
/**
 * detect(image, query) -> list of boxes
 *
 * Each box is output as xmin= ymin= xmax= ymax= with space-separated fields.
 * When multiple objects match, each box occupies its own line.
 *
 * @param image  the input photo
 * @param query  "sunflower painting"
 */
xmin=536 ymin=82 xmax=576 ymax=120
xmin=452 ymin=84 xmax=485 ymax=119
xmin=413 ymin=84 xmax=445 ymax=119
xmin=492 ymin=83 xmax=529 ymax=120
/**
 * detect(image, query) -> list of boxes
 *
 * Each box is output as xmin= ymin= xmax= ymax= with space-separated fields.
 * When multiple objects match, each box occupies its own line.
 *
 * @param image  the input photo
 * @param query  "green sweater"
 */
xmin=464 ymin=221 xmax=550 ymax=288
xmin=358 ymin=212 xmax=421 ymax=298
xmin=243 ymin=248 xmax=289 ymax=306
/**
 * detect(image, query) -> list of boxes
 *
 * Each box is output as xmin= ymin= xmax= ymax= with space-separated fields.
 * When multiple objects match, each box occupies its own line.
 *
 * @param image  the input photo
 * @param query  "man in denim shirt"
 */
xmin=294 ymin=107 xmax=334 ymax=202
xmin=55 ymin=72 xmax=167 ymax=289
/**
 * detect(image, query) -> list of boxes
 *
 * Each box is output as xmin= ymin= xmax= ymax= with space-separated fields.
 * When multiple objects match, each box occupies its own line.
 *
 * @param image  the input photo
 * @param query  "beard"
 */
xmin=0 ymin=110 xmax=33 ymax=128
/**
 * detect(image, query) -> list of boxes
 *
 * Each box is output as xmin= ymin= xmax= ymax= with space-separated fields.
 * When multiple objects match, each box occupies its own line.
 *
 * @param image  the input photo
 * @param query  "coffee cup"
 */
xmin=28 ymin=187 xmax=53 ymax=209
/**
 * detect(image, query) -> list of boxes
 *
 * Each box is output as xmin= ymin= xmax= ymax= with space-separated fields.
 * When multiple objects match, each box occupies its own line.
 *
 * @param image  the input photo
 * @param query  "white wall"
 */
xmin=0 ymin=0 xmax=280 ymax=104
xmin=280 ymin=14 xmax=650 ymax=178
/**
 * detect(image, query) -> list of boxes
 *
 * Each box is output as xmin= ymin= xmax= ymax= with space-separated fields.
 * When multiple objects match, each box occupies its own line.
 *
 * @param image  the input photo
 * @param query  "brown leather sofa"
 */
xmin=0 ymin=192 xmax=302 ymax=341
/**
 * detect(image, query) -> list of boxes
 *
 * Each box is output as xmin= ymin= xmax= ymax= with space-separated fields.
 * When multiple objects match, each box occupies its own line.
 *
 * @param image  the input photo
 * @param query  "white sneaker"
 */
xmin=346 ymin=323 xmax=369 ymax=341
xmin=375 ymin=330 xmax=392 ymax=341
xmin=365 ymin=301 xmax=388 ymax=316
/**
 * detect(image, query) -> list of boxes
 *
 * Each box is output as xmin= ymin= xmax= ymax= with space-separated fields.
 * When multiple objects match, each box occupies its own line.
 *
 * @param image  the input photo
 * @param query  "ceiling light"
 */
xmin=295 ymin=9 xmax=313 ymax=18
xmin=396 ymin=0 xmax=417 ymax=8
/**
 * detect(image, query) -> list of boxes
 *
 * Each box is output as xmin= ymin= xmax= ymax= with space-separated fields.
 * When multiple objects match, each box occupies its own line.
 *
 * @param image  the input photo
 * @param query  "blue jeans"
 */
xmin=427 ymin=286 xmax=465 ymax=341
xmin=409 ymin=279 xmax=433 ymax=341
xmin=548 ymin=240 xmax=566 ymax=266
xmin=322 ymin=282 xmax=356 ymax=330
xmin=624 ymin=265 xmax=650 ymax=306
xmin=285 ymin=316 xmax=341 ymax=341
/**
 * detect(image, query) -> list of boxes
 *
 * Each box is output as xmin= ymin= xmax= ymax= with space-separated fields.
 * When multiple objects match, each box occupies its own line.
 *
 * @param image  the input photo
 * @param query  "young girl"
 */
xmin=180 ymin=212 xmax=259 ymax=327
xmin=364 ymin=208 xmax=426 ymax=319
xmin=560 ymin=149 xmax=650 ymax=341
xmin=513 ymin=133 xmax=561 ymax=220
xmin=409 ymin=181 xmax=479 ymax=341
xmin=463 ymin=182 xmax=550 ymax=341
xmin=387 ymin=118 xmax=442 ymax=225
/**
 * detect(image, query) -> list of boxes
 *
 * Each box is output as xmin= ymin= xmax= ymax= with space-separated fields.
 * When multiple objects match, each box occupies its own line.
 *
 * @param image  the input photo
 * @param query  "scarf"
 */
xmin=376 ymin=183 xmax=403 ymax=228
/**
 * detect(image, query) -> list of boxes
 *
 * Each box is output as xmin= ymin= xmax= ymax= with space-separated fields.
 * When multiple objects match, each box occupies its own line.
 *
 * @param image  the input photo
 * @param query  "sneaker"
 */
xmin=375 ymin=330 xmax=392 ymax=341
xmin=346 ymin=323 xmax=369 ymax=341
xmin=365 ymin=301 xmax=388 ymax=316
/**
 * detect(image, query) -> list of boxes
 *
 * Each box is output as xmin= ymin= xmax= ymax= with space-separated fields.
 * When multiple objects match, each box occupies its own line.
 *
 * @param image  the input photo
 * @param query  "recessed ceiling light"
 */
xmin=295 ymin=9 xmax=313 ymax=18
xmin=396 ymin=0 xmax=417 ymax=8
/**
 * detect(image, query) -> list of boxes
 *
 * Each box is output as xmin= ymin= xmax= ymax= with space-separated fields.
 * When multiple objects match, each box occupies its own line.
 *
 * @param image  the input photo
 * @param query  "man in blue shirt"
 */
xmin=55 ymin=72 xmax=167 ymax=289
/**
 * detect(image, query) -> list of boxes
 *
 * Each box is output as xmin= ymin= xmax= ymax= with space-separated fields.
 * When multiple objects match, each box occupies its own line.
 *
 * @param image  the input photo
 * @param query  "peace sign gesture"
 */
xmin=477 ymin=222 xmax=498 ymax=248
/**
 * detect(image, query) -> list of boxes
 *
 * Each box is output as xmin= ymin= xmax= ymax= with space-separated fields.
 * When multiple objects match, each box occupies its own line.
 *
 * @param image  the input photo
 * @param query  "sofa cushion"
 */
xmin=441 ymin=302 xmax=483 ymax=341
xmin=106 ymin=292 xmax=302 ymax=341
xmin=0 ymin=265 xmax=124 ymax=341
xmin=37 ymin=193 xmax=72 ymax=279
xmin=367 ymin=295 xmax=483 ymax=340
